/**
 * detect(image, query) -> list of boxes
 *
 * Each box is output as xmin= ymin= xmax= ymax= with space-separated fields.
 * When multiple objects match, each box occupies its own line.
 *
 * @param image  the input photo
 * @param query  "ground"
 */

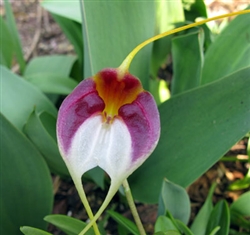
xmin=1 ymin=1 xmax=249 ymax=234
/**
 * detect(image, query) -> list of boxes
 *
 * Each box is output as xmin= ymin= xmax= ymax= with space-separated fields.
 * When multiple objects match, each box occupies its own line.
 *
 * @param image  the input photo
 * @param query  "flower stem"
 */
xmin=72 ymin=177 xmax=101 ymax=235
xmin=78 ymin=181 xmax=120 ymax=235
xmin=119 ymin=9 xmax=250 ymax=74
xmin=123 ymin=179 xmax=146 ymax=235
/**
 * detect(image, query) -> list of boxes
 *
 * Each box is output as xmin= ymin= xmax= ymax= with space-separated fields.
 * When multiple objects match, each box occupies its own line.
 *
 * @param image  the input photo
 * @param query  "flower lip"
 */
xmin=94 ymin=68 xmax=143 ymax=122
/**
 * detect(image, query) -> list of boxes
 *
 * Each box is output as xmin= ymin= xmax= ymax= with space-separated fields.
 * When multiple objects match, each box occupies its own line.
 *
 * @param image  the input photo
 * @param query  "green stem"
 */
xmin=123 ymin=179 xmax=146 ymax=235
xmin=72 ymin=176 xmax=100 ymax=235
xmin=79 ymin=181 xmax=120 ymax=235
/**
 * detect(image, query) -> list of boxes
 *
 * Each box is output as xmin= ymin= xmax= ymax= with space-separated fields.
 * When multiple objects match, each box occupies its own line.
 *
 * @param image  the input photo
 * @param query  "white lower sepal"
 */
xmin=65 ymin=115 xmax=133 ymax=181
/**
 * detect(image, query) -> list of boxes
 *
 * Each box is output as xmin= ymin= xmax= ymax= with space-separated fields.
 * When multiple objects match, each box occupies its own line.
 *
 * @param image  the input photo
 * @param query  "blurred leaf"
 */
xmin=23 ymin=110 xmax=69 ymax=177
xmin=84 ymin=167 xmax=105 ymax=190
xmin=158 ymin=179 xmax=190 ymax=224
xmin=24 ymin=55 xmax=77 ymax=78
xmin=202 ymin=11 xmax=250 ymax=84
xmin=40 ymin=112 xmax=57 ymax=141
xmin=150 ymin=0 xmax=184 ymax=103
xmin=25 ymin=73 xmax=77 ymax=95
xmin=107 ymin=210 xmax=139 ymax=235
xmin=230 ymin=210 xmax=250 ymax=231
xmin=183 ymin=0 xmax=207 ymax=21
xmin=0 ymin=66 xmax=57 ymax=130
xmin=190 ymin=183 xmax=216 ymax=235
xmin=51 ymin=13 xmax=83 ymax=81
xmin=154 ymin=232 xmax=181 ymax=235
xmin=230 ymin=191 xmax=250 ymax=217
xmin=20 ymin=227 xmax=52 ymax=235
xmin=175 ymin=220 xmax=194 ymax=235
xmin=4 ymin=0 xmax=26 ymax=73
xmin=208 ymin=226 xmax=221 ymax=235
xmin=206 ymin=200 xmax=230 ymax=235
xmin=130 ymin=67 xmax=250 ymax=203
xmin=41 ymin=0 xmax=81 ymax=23
xmin=0 ymin=114 xmax=53 ymax=235
xmin=44 ymin=214 xmax=94 ymax=235
xmin=229 ymin=228 xmax=250 ymax=235
xmin=228 ymin=175 xmax=250 ymax=190
xmin=171 ymin=28 xmax=204 ymax=95
xmin=118 ymin=224 xmax=131 ymax=235
xmin=81 ymin=1 xmax=155 ymax=90
xmin=155 ymin=216 xmax=178 ymax=233
xmin=151 ymin=0 xmax=184 ymax=78
xmin=0 ymin=16 xmax=13 ymax=67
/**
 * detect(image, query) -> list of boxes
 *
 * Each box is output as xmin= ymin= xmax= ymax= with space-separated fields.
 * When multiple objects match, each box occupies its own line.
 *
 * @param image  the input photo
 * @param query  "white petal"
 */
xmin=66 ymin=115 xmax=132 ymax=181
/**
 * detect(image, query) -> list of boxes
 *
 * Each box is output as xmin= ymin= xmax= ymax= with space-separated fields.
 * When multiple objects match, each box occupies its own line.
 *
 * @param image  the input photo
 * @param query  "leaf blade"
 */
xmin=130 ymin=67 xmax=250 ymax=203
xmin=0 ymin=114 xmax=53 ymax=235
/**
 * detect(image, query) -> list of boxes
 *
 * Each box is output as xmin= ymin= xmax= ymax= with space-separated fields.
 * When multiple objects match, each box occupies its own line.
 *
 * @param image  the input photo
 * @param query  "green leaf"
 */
xmin=44 ymin=214 xmax=94 ymax=235
xmin=190 ymin=183 xmax=216 ymax=235
xmin=20 ymin=227 xmax=52 ymax=235
xmin=228 ymin=175 xmax=250 ymax=190
xmin=202 ymin=11 xmax=250 ymax=84
xmin=158 ymin=179 xmax=190 ymax=224
xmin=24 ymin=55 xmax=77 ymax=78
xmin=84 ymin=167 xmax=105 ymax=190
xmin=183 ymin=0 xmax=207 ymax=21
xmin=229 ymin=228 xmax=250 ymax=235
xmin=41 ymin=0 xmax=81 ymax=23
xmin=23 ymin=110 xmax=69 ymax=177
xmin=206 ymin=200 xmax=230 ymax=235
xmin=230 ymin=191 xmax=250 ymax=217
xmin=107 ymin=210 xmax=139 ymax=235
xmin=154 ymin=232 xmax=181 ymax=235
xmin=0 ymin=114 xmax=53 ymax=235
xmin=52 ymin=13 xmax=82 ymax=61
xmin=117 ymin=224 xmax=131 ymax=235
xmin=230 ymin=210 xmax=250 ymax=231
xmin=171 ymin=28 xmax=204 ymax=95
xmin=208 ymin=226 xmax=221 ymax=235
xmin=175 ymin=220 xmax=194 ymax=235
xmin=130 ymin=67 xmax=250 ymax=203
xmin=155 ymin=216 xmax=178 ymax=233
xmin=0 ymin=66 xmax=57 ymax=130
xmin=4 ymin=0 xmax=26 ymax=73
xmin=25 ymin=73 xmax=78 ymax=95
xmin=0 ymin=16 xmax=14 ymax=67
xmin=81 ymin=1 xmax=155 ymax=90
xmin=151 ymin=0 xmax=185 ymax=78
xmin=51 ymin=13 xmax=83 ymax=81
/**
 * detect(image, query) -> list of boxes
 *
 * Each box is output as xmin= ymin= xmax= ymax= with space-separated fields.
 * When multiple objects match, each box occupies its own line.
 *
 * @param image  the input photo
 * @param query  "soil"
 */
xmin=1 ymin=1 xmax=249 ymax=234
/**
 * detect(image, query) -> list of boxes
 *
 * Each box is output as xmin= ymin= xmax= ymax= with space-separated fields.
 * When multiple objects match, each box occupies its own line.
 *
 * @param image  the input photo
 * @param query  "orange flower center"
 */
xmin=94 ymin=69 xmax=143 ymax=123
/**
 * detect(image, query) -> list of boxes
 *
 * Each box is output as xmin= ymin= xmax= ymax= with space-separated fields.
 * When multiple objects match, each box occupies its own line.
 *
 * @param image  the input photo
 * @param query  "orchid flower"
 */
xmin=56 ymin=9 xmax=250 ymax=235
xmin=57 ymin=66 xmax=160 ymax=186
xmin=57 ymin=62 xmax=160 ymax=234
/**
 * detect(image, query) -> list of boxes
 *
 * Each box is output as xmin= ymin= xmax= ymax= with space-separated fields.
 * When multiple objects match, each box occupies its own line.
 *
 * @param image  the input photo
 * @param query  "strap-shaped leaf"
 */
xmin=206 ymin=200 xmax=230 ymax=235
xmin=44 ymin=214 xmax=94 ymax=235
xmin=171 ymin=28 xmax=204 ymax=95
xmin=20 ymin=227 xmax=52 ymax=235
xmin=202 ymin=10 xmax=250 ymax=84
xmin=1 ymin=114 xmax=53 ymax=235
xmin=0 ymin=66 xmax=57 ymax=130
xmin=23 ymin=110 xmax=69 ymax=177
xmin=130 ymin=67 xmax=250 ymax=203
